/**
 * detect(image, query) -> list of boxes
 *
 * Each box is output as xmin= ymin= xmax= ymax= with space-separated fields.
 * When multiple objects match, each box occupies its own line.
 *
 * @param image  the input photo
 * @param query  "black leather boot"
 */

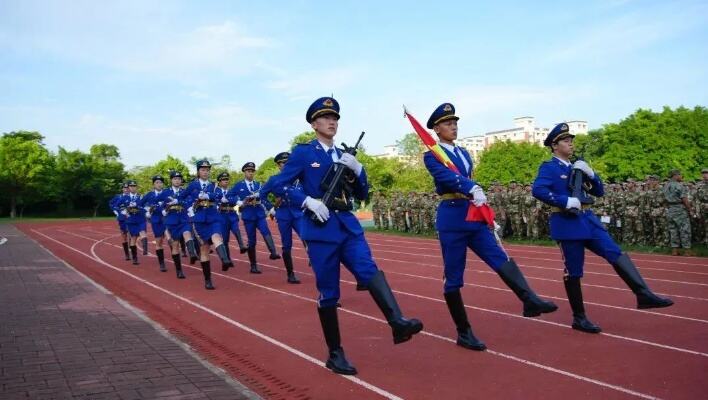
xmin=496 ymin=259 xmax=558 ymax=317
xmin=141 ymin=237 xmax=148 ymax=255
xmin=283 ymin=250 xmax=300 ymax=284
xmin=130 ymin=245 xmax=139 ymax=265
xmin=216 ymin=244 xmax=233 ymax=271
xmin=443 ymin=290 xmax=486 ymax=351
xmin=612 ymin=254 xmax=674 ymax=309
xmin=186 ymin=239 xmax=198 ymax=265
xmin=201 ymin=261 xmax=215 ymax=290
xmin=234 ymin=229 xmax=248 ymax=254
xmin=122 ymin=242 xmax=130 ymax=260
xmin=367 ymin=270 xmax=423 ymax=344
xmin=180 ymin=238 xmax=188 ymax=257
xmin=156 ymin=249 xmax=167 ymax=272
xmin=356 ymin=283 xmax=368 ymax=291
xmin=564 ymin=277 xmax=601 ymax=333
xmin=317 ymin=306 xmax=357 ymax=375
xmin=248 ymin=246 xmax=261 ymax=274
xmin=172 ymin=254 xmax=185 ymax=279
xmin=264 ymin=235 xmax=281 ymax=260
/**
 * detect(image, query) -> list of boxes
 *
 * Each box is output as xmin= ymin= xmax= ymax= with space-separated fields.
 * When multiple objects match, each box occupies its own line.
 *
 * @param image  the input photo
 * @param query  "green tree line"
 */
xmin=1 ymin=106 xmax=704 ymax=217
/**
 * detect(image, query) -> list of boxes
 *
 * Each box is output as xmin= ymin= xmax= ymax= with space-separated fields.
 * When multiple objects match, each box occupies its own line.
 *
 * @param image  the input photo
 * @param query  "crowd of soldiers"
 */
xmin=372 ymin=173 xmax=708 ymax=249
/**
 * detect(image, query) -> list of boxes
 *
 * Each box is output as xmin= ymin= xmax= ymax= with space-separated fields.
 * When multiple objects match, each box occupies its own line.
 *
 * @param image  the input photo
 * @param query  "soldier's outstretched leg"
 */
xmin=233 ymin=227 xmax=248 ymax=254
xmin=247 ymin=246 xmax=261 ymax=274
xmin=318 ymin=306 xmax=357 ymax=375
xmin=443 ymin=290 xmax=486 ymax=350
xmin=156 ymin=248 xmax=167 ymax=272
xmin=200 ymin=260 xmax=214 ymax=290
xmin=611 ymin=254 xmax=673 ymax=309
xmin=496 ymin=259 xmax=558 ymax=317
xmin=564 ymin=277 xmax=601 ymax=333
xmin=264 ymin=234 xmax=281 ymax=260
xmin=367 ymin=270 xmax=423 ymax=344
xmin=215 ymin=243 xmax=233 ymax=271
xmin=172 ymin=254 xmax=185 ymax=279
xmin=180 ymin=237 xmax=188 ymax=257
xmin=185 ymin=239 xmax=199 ymax=264
xmin=282 ymin=250 xmax=300 ymax=284
xmin=122 ymin=242 xmax=130 ymax=261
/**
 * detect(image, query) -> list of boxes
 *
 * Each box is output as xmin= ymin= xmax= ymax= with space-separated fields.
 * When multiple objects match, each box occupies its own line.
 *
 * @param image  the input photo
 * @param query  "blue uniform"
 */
xmin=531 ymin=157 xmax=622 ymax=277
xmin=214 ymin=185 xmax=244 ymax=249
xmin=157 ymin=187 xmax=192 ymax=239
xmin=116 ymin=193 xmax=147 ymax=236
xmin=268 ymin=139 xmax=376 ymax=307
xmin=140 ymin=190 xmax=166 ymax=238
xmin=261 ymin=177 xmax=304 ymax=251
xmin=229 ymin=180 xmax=274 ymax=247
xmin=423 ymin=146 xmax=508 ymax=293
xmin=109 ymin=194 xmax=128 ymax=233
xmin=181 ymin=179 xmax=223 ymax=242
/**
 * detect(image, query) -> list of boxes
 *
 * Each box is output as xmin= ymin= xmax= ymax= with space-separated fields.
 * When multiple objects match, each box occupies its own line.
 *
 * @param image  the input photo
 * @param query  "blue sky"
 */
xmin=1 ymin=0 xmax=707 ymax=169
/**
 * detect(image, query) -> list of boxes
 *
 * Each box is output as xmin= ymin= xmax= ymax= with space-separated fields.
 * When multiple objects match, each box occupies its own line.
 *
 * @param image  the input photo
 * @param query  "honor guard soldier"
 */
xmin=261 ymin=151 xmax=303 ymax=284
xmin=267 ymin=96 xmax=423 ymax=375
xmin=423 ymin=103 xmax=557 ymax=351
xmin=141 ymin=175 xmax=168 ymax=272
xmin=230 ymin=162 xmax=281 ymax=274
xmin=158 ymin=171 xmax=201 ymax=279
xmin=532 ymin=123 xmax=673 ymax=333
xmin=181 ymin=160 xmax=235 ymax=289
xmin=117 ymin=180 xmax=149 ymax=265
xmin=109 ymin=182 xmax=131 ymax=260
xmin=215 ymin=172 xmax=249 ymax=268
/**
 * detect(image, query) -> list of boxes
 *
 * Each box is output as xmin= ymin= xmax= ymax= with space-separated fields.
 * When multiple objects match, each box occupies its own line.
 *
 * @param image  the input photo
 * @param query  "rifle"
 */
xmin=312 ymin=131 xmax=366 ymax=224
xmin=567 ymin=156 xmax=595 ymax=215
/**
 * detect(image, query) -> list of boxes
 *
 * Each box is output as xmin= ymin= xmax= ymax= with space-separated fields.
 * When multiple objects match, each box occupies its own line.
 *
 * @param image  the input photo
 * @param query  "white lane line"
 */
xmin=39 ymin=227 xmax=664 ymax=400
xmin=71 ymin=227 xmax=708 ymax=356
xmin=32 ymin=229 xmax=403 ymax=400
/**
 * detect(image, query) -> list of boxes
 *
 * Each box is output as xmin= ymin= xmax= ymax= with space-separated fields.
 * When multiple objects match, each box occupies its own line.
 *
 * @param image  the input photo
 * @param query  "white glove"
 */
xmin=167 ymin=197 xmax=178 ymax=205
xmin=198 ymin=192 xmax=209 ymax=200
xmin=145 ymin=212 xmax=151 ymax=219
xmin=469 ymin=185 xmax=487 ymax=207
xmin=221 ymin=195 xmax=228 ymax=203
xmin=566 ymin=197 xmax=581 ymax=209
xmin=338 ymin=153 xmax=363 ymax=176
xmin=269 ymin=208 xmax=276 ymax=217
xmin=121 ymin=209 xmax=129 ymax=216
xmin=493 ymin=221 xmax=501 ymax=233
xmin=236 ymin=200 xmax=244 ymax=207
xmin=129 ymin=201 xmax=137 ymax=207
xmin=573 ymin=160 xmax=595 ymax=178
xmin=187 ymin=207 xmax=195 ymax=217
xmin=113 ymin=210 xmax=119 ymax=216
xmin=161 ymin=209 xmax=168 ymax=217
xmin=303 ymin=196 xmax=330 ymax=222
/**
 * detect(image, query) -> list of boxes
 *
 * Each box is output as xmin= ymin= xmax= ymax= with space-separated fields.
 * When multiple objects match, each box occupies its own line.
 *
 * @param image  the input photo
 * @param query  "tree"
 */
xmin=289 ymin=131 xmax=316 ymax=147
xmin=395 ymin=132 xmax=425 ymax=160
xmin=473 ymin=141 xmax=549 ymax=186
xmin=0 ymin=131 xmax=53 ymax=218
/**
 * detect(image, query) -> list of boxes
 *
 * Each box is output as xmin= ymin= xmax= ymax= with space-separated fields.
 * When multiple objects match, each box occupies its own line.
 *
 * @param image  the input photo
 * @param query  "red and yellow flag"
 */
xmin=404 ymin=107 xmax=495 ymax=226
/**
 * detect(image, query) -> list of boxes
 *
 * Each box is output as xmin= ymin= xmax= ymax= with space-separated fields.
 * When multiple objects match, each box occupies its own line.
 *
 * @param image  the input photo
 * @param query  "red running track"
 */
xmin=16 ymin=220 xmax=708 ymax=400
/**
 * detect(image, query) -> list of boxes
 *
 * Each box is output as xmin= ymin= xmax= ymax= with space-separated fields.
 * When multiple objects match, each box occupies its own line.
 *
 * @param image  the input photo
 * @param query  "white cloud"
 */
xmin=266 ymin=66 xmax=367 ymax=100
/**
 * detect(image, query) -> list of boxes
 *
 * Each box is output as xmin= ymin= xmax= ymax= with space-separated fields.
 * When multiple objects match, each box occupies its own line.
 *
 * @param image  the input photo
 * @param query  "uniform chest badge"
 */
xmin=560 ymin=174 xmax=568 ymax=179
xmin=311 ymin=162 xmax=321 ymax=168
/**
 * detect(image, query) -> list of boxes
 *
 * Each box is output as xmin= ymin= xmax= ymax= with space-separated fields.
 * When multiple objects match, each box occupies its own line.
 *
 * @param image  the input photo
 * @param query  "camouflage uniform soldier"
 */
xmin=393 ymin=192 xmax=407 ymax=232
xmin=507 ymin=182 xmax=523 ymax=238
xmin=697 ymin=168 xmax=708 ymax=245
xmin=524 ymin=185 xmax=542 ymax=239
xmin=609 ymin=184 xmax=624 ymax=241
xmin=663 ymin=170 xmax=693 ymax=256
xmin=423 ymin=193 xmax=437 ymax=234
xmin=644 ymin=176 xmax=666 ymax=247
xmin=407 ymin=191 xmax=422 ymax=234
xmin=497 ymin=185 xmax=510 ymax=238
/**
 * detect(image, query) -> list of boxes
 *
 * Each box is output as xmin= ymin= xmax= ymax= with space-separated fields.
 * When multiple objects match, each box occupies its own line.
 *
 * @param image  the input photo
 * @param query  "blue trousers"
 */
xmin=558 ymin=223 xmax=622 ymax=278
xmin=307 ymin=233 xmax=379 ymax=308
xmin=277 ymin=217 xmax=303 ymax=251
xmin=117 ymin=219 xmax=127 ymax=233
xmin=126 ymin=221 xmax=146 ymax=236
xmin=243 ymin=217 xmax=272 ymax=247
xmin=166 ymin=222 xmax=190 ymax=239
xmin=193 ymin=220 xmax=222 ymax=244
xmin=439 ymin=224 xmax=508 ymax=293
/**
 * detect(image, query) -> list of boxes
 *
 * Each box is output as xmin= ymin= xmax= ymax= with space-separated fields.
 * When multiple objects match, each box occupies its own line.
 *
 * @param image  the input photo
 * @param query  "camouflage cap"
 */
xmin=669 ymin=169 xmax=681 ymax=178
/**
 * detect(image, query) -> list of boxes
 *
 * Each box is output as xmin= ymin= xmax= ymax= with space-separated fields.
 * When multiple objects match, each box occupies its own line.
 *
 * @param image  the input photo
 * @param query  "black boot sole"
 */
xmin=269 ymin=255 xmax=281 ymax=260
xmin=572 ymin=323 xmax=602 ymax=334
xmin=287 ymin=276 xmax=301 ymax=284
xmin=239 ymin=248 xmax=248 ymax=254
xmin=523 ymin=303 xmax=559 ymax=317
xmin=222 ymin=263 xmax=233 ymax=272
xmin=205 ymin=283 xmax=215 ymax=290
xmin=392 ymin=321 xmax=424 ymax=344
xmin=638 ymin=300 xmax=673 ymax=309
xmin=457 ymin=340 xmax=487 ymax=351
xmin=176 ymin=272 xmax=186 ymax=279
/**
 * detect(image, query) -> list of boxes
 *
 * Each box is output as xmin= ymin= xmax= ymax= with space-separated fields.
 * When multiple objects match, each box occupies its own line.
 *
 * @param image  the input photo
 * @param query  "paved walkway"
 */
xmin=0 ymin=224 xmax=260 ymax=400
